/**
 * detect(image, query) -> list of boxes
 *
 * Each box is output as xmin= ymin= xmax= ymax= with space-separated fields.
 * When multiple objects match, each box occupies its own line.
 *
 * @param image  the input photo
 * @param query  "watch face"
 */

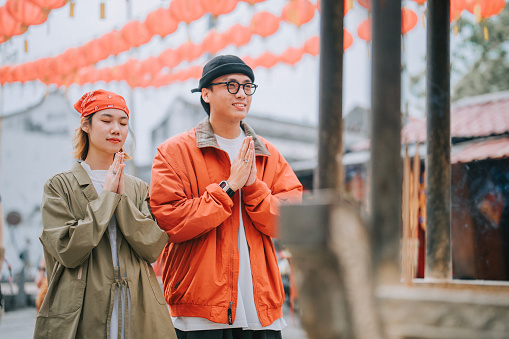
xmin=219 ymin=181 xmax=227 ymax=189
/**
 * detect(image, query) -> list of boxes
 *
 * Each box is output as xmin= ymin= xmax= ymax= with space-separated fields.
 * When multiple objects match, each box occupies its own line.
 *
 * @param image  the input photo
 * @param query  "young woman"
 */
xmin=34 ymin=89 xmax=176 ymax=339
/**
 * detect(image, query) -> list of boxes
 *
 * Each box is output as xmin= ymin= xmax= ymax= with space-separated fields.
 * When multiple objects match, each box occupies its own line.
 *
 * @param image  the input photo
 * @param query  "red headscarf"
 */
xmin=74 ymin=89 xmax=129 ymax=118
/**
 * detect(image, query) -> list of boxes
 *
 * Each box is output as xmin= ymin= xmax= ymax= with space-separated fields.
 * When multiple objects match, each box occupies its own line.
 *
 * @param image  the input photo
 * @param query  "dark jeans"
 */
xmin=175 ymin=328 xmax=283 ymax=339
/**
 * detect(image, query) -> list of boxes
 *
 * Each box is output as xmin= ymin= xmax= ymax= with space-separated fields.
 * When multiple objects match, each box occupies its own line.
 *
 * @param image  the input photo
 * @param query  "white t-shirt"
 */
xmin=171 ymin=130 xmax=286 ymax=331
xmin=81 ymin=161 xmax=130 ymax=339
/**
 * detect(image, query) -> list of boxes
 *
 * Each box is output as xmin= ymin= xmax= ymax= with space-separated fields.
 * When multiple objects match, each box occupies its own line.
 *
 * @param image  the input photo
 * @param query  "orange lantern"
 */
xmin=280 ymin=47 xmax=304 ymax=66
xmin=6 ymin=0 xmax=48 ymax=26
xmin=139 ymin=56 xmax=161 ymax=79
xmin=200 ymin=0 xmax=238 ymax=17
xmin=250 ymin=11 xmax=279 ymax=38
xmin=344 ymin=28 xmax=353 ymax=51
xmin=225 ymin=24 xmax=252 ymax=47
xmin=0 ymin=6 xmax=27 ymax=40
xmin=83 ymin=38 xmax=110 ymax=65
xmin=465 ymin=0 xmax=505 ymax=39
xmin=57 ymin=48 xmax=79 ymax=75
xmin=0 ymin=66 xmax=13 ymax=85
xmin=241 ymin=55 xmax=257 ymax=69
xmin=144 ymin=7 xmax=179 ymax=37
xmin=465 ymin=0 xmax=505 ymax=22
xmin=202 ymin=29 xmax=228 ymax=54
xmin=451 ymin=0 xmax=466 ymax=22
xmin=159 ymin=48 xmax=180 ymax=68
xmin=412 ymin=0 xmax=426 ymax=5
xmin=169 ymin=0 xmax=205 ymax=24
xmin=120 ymin=20 xmax=152 ymax=48
xmin=304 ymin=36 xmax=319 ymax=56
xmin=358 ymin=0 xmax=370 ymax=9
xmin=176 ymin=41 xmax=203 ymax=62
xmin=281 ymin=0 xmax=316 ymax=27
xmin=357 ymin=18 xmax=371 ymax=42
xmin=102 ymin=30 xmax=130 ymax=56
xmin=241 ymin=0 xmax=265 ymax=5
xmin=257 ymin=52 xmax=277 ymax=68
xmin=401 ymin=8 xmax=418 ymax=35
xmin=26 ymin=0 xmax=67 ymax=10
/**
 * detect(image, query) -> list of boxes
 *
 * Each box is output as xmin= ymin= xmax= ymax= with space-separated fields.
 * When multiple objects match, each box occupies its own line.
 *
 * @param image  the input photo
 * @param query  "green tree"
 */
xmin=452 ymin=6 xmax=509 ymax=101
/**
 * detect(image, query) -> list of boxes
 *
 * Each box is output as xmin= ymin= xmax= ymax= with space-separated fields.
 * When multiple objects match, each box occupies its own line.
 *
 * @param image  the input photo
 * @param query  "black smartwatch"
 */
xmin=219 ymin=180 xmax=235 ymax=198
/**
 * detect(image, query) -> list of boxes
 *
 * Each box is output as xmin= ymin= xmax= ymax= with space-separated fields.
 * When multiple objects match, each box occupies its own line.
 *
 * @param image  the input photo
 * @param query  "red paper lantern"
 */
xmin=357 ymin=18 xmax=371 ymax=42
xmin=241 ymin=55 xmax=257 ymax=69
xmin=102 ymin=30 xmax=130 ymax=56
xmin=465 ymin=0 xmax=505 ymax=21
xmin=451 ymin=0 xmax=466 ymax=22
xmin=241 ymin=0 xmax=265 ymax=5
xmin=169 ymin=0 xmax=205 ymax=24
xmin=412 ymin=0 xmax=426 ymax=5
xmin=281 ymin=0 xmax=316 ymax=27
xmin=358 ymin=0 xmax=370 ymax=9
xmin=401 ymin=7 xmax=418 ymax=35
xmin=250 ymin=11 xmax=279 ymax=38
xmin=57 ymin=48 xmax=79 ymax=75
xmin=26 ymin=0 xmax=67 ymax=10
xmin=280 ymin=47 xmax=304 ymax=66
xmin=200 ymin=0 xmax=238 ymax=17
xmin=344 ymin=28 xmax=353 ymax=51
xmin=6 ymin=0 xmax=48 ymax=26
xmin=0 ymin=6 xmax=27 ymax=39
xmin=144 ymin=7 xmax=179 ymax=37
xmin=176 ymin=41 xmax=203 ymax=62
xmin=0 ymin=66 xmax=14 ymax=85
xmin=120 ymin=20 xmax=152 ymax=48
xmin=304 ymin=36 xmax=319 ymax=56
xmin=202 ymin=29 xmax=228 ymax=54
xmin=225 ymin=24 xmax=252 ymax=47
xmin=159 ymin=48 xmax=180 ymax=68
xmin=257 ymin=52 xmax=277 ymax=68
xmin=83 ymin=38 xmax=110 ymax=65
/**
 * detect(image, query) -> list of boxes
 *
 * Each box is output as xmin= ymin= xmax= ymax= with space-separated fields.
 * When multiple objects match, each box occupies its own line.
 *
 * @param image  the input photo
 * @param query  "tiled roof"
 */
xmin=451 ymin=137 xmax=509 ymax=164
xmin=404 ymin=91 xmax=509 ymax=143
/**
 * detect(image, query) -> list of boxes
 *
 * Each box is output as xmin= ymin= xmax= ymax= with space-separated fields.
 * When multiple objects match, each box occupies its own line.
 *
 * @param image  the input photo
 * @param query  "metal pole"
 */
xmin=370 ymin=0 xmax=402 ymax=284
xmin=316 ymin=0 xmax=344 ymax=191
xmin=425 ymin=0 xmax=452 ymax=280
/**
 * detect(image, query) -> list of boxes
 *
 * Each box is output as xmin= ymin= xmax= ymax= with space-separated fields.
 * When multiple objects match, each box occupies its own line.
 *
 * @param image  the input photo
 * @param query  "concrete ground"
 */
xmin=0 ymin=305 xmax=308 ymax=339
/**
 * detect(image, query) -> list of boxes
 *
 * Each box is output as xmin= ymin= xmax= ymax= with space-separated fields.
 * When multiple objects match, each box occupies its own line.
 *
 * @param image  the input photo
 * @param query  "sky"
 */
xmin=0 ymin=0 xmax=431 ymax=165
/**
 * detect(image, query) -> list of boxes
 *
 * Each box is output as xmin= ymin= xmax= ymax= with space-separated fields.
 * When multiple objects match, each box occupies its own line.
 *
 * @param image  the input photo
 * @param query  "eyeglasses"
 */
xmin=209 ymin=81 xmax=258 ymax=96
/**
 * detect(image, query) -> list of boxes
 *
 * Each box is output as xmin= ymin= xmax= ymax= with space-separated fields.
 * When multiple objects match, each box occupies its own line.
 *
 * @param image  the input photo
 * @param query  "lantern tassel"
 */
xmin=70 ymin=1 xmax=74 ymax=17
xmin=24 ymin=39 xmax=28 ymax=53
xmin=347 ymin=0 xmax=353 ymax=11
xmin=454 ymin=24 xmax=459 ymax=35
xmin=100 ymin=2 xmax=105 ymax=19
xmin=483 ymin=25 xmax=489 ymax=41
xmin=474 ymin=4 xmax=481 ymax=23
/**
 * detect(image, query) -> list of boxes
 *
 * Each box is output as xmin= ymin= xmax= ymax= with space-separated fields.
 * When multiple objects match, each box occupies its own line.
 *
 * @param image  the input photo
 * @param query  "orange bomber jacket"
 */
xmin=150 ymin=118 xmax=303 ymax=327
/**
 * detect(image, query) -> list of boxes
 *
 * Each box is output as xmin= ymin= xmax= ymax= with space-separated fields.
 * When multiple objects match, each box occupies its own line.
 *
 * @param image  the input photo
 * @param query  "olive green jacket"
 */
xmin=34 ymin=162 xmax=176 ymax=339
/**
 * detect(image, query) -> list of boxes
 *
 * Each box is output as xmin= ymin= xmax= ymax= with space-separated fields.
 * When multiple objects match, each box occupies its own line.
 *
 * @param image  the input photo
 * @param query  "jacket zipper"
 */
xmin=228 ymin=301 xmax=233 ymax=325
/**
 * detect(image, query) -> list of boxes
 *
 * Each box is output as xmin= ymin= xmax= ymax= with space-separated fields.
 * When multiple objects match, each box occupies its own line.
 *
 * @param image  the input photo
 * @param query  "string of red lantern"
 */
xmin=0 ymin=0 xmax=67 ymax=43
xmin=61 ymin=35 xmax=325 ymax=89
xmin=357 ymin=7 xmax=418 ymax=42
xmin=465 ymin=0 xmax=505 ymax=40
xmin=0 ymin=3 xmax=322 ymax=85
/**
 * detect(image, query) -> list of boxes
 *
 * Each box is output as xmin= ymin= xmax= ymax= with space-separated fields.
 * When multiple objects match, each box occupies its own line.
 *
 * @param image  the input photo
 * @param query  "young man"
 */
xmin=150 ymin=55 xmax=303 ymax=339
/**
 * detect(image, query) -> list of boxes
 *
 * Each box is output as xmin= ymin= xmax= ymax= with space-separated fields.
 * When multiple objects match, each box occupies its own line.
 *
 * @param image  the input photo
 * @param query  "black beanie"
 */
xmin=191 ymin=55 xmax=255 ymax=115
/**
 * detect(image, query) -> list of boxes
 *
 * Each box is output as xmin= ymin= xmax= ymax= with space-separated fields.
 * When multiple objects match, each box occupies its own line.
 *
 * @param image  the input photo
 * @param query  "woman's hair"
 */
xmin=72 ymin=113 xmax=133 ymax=160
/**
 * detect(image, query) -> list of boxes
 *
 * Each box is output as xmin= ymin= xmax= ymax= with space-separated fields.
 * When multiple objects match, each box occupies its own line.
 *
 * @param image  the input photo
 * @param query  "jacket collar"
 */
xmin=196 ymin=117 xmax=270 ymax=156
xmin=71 ymin=161 xmax=98 ymax=202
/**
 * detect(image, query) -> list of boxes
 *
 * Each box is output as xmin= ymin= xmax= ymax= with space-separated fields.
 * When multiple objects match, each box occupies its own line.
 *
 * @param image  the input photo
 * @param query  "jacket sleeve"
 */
xmin=150 ymin=147 xmax=234 ymax=243
xmin=241 ymin=151 xmax=303 ymax=238
xmin=40 ymin=176 xmax=120 ymax=269
xmin=115 ymin=183 xmax=169 ymax=263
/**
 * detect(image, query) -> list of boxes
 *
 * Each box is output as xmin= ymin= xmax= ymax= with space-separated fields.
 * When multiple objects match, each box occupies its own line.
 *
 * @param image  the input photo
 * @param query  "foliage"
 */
xmin=452 ymin=7 xmax=509 ymax=101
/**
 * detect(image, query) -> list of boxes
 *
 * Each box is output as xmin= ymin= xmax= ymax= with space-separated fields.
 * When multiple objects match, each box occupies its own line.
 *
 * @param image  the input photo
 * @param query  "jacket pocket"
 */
xmin=39 ymin=262 xmax=87 ymax=317
xmin=144 ymin=261 xmax=167 ymax=305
